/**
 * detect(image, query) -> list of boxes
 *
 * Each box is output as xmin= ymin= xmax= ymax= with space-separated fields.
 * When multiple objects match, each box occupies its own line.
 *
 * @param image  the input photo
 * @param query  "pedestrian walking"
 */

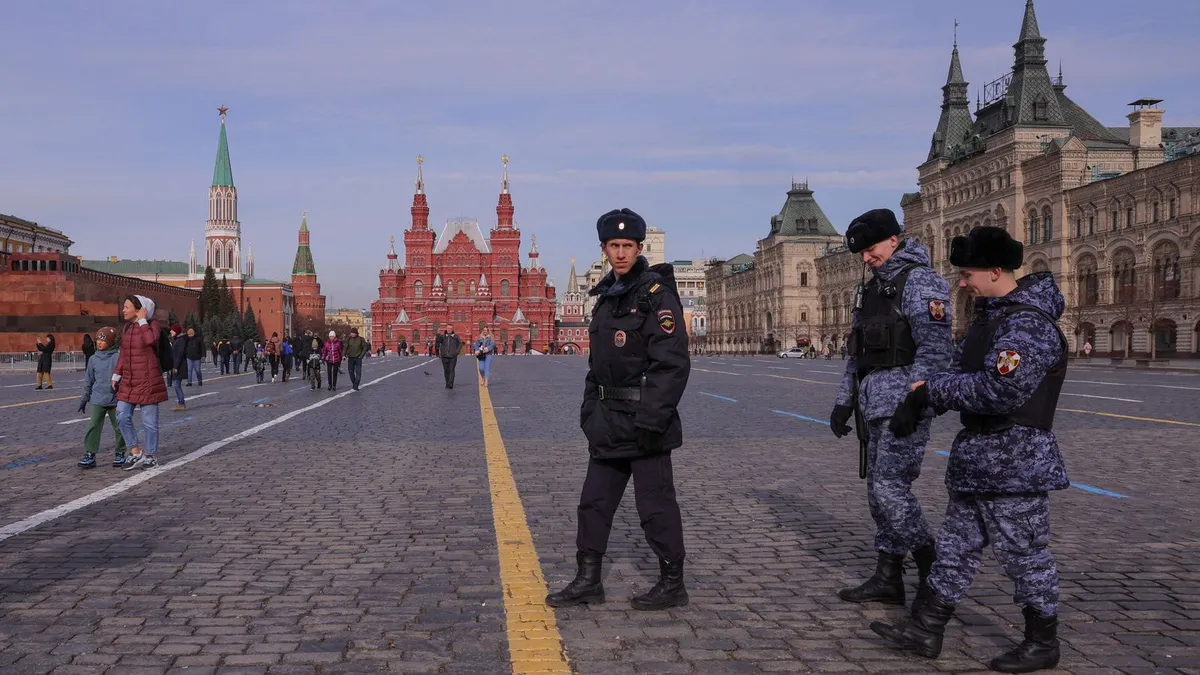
xmin=545 ymin=207 xmax=691 ymax=611
xmin=344 ymin=328 xmax=368 ymax=390
xmin=82 ymin=333 xmax=96 ymax=371
xmin=320 ymin=331 xmax=343 ymax=391
xmin=77 ymin=327 xmax=128 ymax=468
xmin=218 ymin=337 xmax=232 ymax=375
xmin=231 ymin=336 xmax=244 ymax=374
xmin=251 ymin=344 xmax=266 ymax=383
xmin=439 ymin=327 xmax=461 ymax=389
xmin=307 ymin=338 xmax=323 ymax=391
xmin=829 ymin=208 xmax=952 ymax=609
xmin=169 ymin=324 xmax=188 ymax=411
xmin=873 ymin=225 xmax=1069 ymax=673
xmin=281 ymin=338 xmax=294 ymax=383
xmin=114 ymin=295 xmax=168 ymax=470
xmin=35 ymin=334 xmax=55 ymax=389
xmin=1083 ymin=340 xmax=1092 ymax=358
xmin=184 ymin=326 xmax=204 ymax=386
xmin=473 ymin=327 xmax=496 ymax=387
xmin=266 ymin=332 xmax=281 ymax=382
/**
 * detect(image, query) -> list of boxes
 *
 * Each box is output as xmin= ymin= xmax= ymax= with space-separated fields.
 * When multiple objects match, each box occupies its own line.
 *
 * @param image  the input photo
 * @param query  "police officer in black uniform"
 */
xmin=545 ymin=208 xmax=692 ymax=611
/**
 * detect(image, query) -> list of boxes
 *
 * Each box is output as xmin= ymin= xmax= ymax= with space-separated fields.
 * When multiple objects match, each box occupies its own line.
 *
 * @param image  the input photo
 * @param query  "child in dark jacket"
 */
xmin=252 ymin=345 xmax=267 ymax=383
xmin=78 ymin=327 xmax=128 ymax=468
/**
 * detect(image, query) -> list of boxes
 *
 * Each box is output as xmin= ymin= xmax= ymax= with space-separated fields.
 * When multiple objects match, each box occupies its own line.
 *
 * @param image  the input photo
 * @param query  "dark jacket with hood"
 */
xmin=184 ymin=330 xmax=206 ymax=360
xmin=171 ymin=333 xmax=189 ymax=380
xmin=36 ymin=335 xmax=56 ymax=372
xmin=926 ymin=271 xmax=1071 ymax=494
xmin=581 ymin=256 xmax=691 ymax=459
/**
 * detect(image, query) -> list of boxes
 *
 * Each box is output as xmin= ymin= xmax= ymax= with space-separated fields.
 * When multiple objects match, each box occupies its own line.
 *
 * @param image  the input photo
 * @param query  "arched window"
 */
xmin=1111 ymin=249 xmax=1137 ymax=304
xmin=414 ymin=281 xmax=424 ymax=297
xmin=458 ymin=280 xmax=467 ymax=296
xmin=1152 ymin=240 xmax=1181 ymax=300
xmin=1028 ymin=210 xmax=1039 ymax=244
xmin=213 ymin=248 xmax=223 ymax=269
xmin=1042 ymin=207 xmax=1053 ymax=242
xmin=500 ymin=279 xmax=511 ymax=297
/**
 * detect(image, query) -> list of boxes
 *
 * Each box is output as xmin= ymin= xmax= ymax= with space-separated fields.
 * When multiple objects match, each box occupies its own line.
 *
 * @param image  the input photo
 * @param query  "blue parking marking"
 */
xmin=699 ymin=392 xmax=739 ymax=402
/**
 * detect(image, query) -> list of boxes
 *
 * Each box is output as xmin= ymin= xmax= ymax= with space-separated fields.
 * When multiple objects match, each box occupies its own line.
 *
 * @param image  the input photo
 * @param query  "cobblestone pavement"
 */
xmin=0 ymin=355 xmax=1196 ymax=674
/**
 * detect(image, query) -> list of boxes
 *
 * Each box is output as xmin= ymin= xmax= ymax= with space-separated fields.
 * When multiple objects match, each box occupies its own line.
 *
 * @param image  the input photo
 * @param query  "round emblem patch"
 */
xmin=928 ymin=300 xmax=946 ymax=321
xmin=618 ymin=222 xmax=626 ymax=230
xmin=996 ymin=350 xmax=1021 ymax=376
xmin=614 ymin=330 xmax=627 ymax=348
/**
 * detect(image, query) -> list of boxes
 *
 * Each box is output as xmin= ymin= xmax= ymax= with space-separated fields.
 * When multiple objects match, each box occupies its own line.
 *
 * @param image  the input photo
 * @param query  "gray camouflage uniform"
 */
xmin=924 ymin=271 xmax=1070 ymax=617
xmin=835 ymin=240 xmax=952 ymax=555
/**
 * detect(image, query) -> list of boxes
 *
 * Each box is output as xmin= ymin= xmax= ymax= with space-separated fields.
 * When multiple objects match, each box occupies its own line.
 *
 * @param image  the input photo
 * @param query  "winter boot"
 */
xmin=838 ymin=552 xmax=905 ymax=605
xmin=910 ymin=544 xmax=937 ymax=616
xmin=78 ymin=453 xmax=97 ymax=469
xmin=545 ymin=552 xmax=605 ymax=608
xmin=870 ymin=594 xmax=956 ymax=659
xmin=112 ymin=453 xmax=126 ymax=467
xmin=630 ymin=559 xmax=689 ymax=611
xmin=988 ymin=607 xmax=1060 ymax=673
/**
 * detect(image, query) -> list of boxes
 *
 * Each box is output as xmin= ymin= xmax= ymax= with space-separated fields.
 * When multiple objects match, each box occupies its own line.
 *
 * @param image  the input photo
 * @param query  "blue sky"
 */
xmin=3 ymin=0 xmax=1197 ymax=308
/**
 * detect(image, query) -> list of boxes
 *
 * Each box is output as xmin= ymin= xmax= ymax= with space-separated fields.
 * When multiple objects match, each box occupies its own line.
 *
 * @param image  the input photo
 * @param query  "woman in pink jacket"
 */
xmin=320 ymin=330 xmax=343 ymax=391
xmin=114 ymin=294 xmax=168 ymax=470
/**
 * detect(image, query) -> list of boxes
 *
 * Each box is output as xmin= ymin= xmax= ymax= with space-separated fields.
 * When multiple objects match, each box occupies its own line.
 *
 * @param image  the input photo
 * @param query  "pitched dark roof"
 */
xmin=768 ymin=183 xmax=839 ymax=237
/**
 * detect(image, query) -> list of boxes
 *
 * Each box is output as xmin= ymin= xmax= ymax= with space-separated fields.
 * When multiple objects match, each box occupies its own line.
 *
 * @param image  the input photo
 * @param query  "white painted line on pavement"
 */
xmin=1067 ymin=380 xmax=1122 ymax=386
xmin=728 ymin=363 xmax=755 ymax=368
xmin=767 ymin=367 xmax=789 ymax=370
xmin=0 ymin=359 xmax=436 ymax=544
xmin=237 ymin=383 xmax=269 ymax=389
xmin=186 ymin=392 xmax=218 ymax=401
xmin=56 ymin=418 xmax=90 ymax=425
xmin=1150 ymin=384 xmax=1200 ymax=391
xmin=1069 ymin=379 xmax=1200 ymax=392
xmin=1061 ymin=392 xmax=1143 ymax=403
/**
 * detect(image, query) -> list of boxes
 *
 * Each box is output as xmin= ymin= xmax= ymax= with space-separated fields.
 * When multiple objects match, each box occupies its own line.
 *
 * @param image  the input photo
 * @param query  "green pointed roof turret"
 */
xmin=292 ymin=211 xmax=316 ymax=276
xmin=212 ymin=106 xmax=234 ymax=187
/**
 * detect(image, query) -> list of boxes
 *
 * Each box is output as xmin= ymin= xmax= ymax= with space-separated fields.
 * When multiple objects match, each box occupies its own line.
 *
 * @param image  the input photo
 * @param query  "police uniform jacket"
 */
xmin=926 ymin=272 xmax=1071 ymax=494
xmin=835 ymin=240 xmax=953 ymax=421
xmin=581 ymin=257 xmax=691 ymax=459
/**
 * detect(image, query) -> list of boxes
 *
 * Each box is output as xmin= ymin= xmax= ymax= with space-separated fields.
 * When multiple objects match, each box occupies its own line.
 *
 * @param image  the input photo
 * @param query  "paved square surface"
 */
xmin=0 ymin=355 xmax=1197 ymax=674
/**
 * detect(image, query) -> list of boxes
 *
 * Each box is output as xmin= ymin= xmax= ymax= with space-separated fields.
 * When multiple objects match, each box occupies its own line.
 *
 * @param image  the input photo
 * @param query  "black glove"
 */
xmin=829 ymin=404 xmax=853 ymax=438
xmin=636 ymin=427 xmax=665 ymax=452
xmin=889 ymin=384 xmax=930 ymax=438
xmin=78 ymin=400 xmax=87 ymax=413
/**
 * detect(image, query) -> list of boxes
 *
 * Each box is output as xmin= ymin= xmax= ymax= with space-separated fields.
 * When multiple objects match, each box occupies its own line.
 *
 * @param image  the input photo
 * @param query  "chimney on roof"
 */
xmin=1128 ymin=99 xmax=1165 ymax=170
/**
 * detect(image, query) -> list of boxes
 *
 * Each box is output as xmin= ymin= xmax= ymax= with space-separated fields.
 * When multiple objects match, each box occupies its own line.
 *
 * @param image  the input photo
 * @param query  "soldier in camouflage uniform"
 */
xmin=874 ymin=226 xmax=1069 ymax=673
xmin=830 ymin=209 xmax=952 ymax=608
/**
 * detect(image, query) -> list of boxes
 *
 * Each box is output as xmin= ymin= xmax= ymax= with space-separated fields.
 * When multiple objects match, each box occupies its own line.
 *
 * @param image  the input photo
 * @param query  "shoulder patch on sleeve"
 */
xmin=657 ymin=309 xmax=676 ymax=334
xmin=927 ymin=299 xmax=947 ymax=321
xmin=996 ymin=350 xmax=1021 ymax=376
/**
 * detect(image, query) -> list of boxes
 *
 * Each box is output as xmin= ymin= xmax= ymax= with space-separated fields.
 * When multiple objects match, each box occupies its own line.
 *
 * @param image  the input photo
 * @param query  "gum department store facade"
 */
xmin=815 ymin=0 xmax=1200 ymax=358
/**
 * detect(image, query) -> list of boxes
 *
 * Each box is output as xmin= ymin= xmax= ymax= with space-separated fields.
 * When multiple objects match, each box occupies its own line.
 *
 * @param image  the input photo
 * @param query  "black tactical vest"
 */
xmin=852 ymin=264 xmax=918 ymax=375
xmin=959 ymin=303 xmax=1068 ymax=433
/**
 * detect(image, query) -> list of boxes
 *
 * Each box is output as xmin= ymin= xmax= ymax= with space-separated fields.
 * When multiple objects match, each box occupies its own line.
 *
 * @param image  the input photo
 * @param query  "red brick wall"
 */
xmin=0 ymin=252 xmax=200 ymax=352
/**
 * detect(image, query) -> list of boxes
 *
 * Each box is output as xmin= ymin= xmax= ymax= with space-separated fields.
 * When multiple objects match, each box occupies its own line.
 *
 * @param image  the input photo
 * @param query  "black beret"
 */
xmin=845 ymin=208 xmax=902 ymax=253
xmin=950 ymin=226 xmax=1023 ymax=270
xmin=597 ymin=208 xmax=647 ymax=243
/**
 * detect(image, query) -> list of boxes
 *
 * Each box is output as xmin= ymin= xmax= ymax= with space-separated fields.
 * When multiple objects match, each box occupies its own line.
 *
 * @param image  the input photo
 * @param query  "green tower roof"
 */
xmin=212 ymin=117 xmax=234 ymax=187
xmin=292 ymin=215 xmax=316 ymax=276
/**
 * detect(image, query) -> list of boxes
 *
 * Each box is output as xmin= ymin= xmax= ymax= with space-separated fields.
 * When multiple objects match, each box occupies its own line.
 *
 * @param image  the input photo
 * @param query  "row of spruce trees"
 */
xmin=162 ymin=267 xmax=265 ymax=345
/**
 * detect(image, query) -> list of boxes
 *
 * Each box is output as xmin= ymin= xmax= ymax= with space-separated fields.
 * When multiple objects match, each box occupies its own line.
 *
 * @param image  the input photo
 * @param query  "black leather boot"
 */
xmin=910 ymin=544 xmax=936 ymax=616
xmin=870 ymin=594 xmax=956 ymax=658
xmin=630 ymin=559 xmax=688 ymax=611
xmin=545 ymin=552 xmax=605 ymax=608
xmin=988 ymin=607 xmax=1061 ymax=673
xmin=838 ymin=552 xmax=905 ymax=605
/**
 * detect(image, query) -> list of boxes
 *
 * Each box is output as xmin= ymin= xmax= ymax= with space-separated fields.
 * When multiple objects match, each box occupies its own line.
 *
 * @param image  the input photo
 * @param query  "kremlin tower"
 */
xmin=291 ymin=211 xmax=326 ymax=328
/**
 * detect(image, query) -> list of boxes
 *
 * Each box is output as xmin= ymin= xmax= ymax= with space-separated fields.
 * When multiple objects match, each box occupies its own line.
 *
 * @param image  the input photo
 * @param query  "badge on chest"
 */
xmin=614 ymin=330 xmax=627 ymax=348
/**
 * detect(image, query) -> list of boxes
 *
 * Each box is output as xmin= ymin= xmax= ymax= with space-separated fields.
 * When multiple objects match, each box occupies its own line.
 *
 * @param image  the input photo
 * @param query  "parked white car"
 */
xmin=777 ymin=347 xmax=807 ymax=358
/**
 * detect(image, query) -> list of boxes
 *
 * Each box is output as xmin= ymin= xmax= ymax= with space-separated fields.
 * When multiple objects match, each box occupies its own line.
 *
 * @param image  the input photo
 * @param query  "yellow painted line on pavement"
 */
xmin=1060 ymin=408 xmax=1200 ymax=428
xmin=477 ymin=378 xmax=572 ymax=675
xmin=693 ymin=367 xmax=743 ymax=376
xmin=0 ymin=396 xmax=76 ymax=410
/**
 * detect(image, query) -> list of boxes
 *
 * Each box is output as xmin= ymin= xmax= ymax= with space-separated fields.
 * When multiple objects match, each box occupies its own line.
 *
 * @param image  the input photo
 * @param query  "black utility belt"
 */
xmin=960 ymin=417 xmax=1052 ymax=434
xmin=598 ymin=385 xmax=641 ymax=402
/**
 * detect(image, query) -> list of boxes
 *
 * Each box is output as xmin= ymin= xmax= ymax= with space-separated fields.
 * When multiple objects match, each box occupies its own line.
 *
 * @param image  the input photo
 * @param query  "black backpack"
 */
xmin=158 ymin=327 xmax=174 ymax=373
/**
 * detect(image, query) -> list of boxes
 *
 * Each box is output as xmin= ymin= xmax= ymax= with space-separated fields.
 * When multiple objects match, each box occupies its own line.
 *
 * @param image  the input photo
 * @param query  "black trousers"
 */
xmin=441 ymin=356 xmax=457 ymax=387
xmin=326 ymin=362 xmax=339 ymax=388
xmin=577 ymin=453 xmax=685 ymax=562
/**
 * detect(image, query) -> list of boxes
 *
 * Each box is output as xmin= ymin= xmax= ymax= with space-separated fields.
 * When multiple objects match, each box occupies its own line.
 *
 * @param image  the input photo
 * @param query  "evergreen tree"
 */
xmin=218 ymin=276 xmax=236 ymax=318
xmin=168 ymin=310 xmax=180 ymax=328
xmin=199 ymin=266 xmax=219 ymax=321
xmin=243 ymin=301 xmax=259 ymax=341
xmin=183 ymin=312 xmax=199 ymax=330
xmin=228 ymin=313 xmax=244 ymax=340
